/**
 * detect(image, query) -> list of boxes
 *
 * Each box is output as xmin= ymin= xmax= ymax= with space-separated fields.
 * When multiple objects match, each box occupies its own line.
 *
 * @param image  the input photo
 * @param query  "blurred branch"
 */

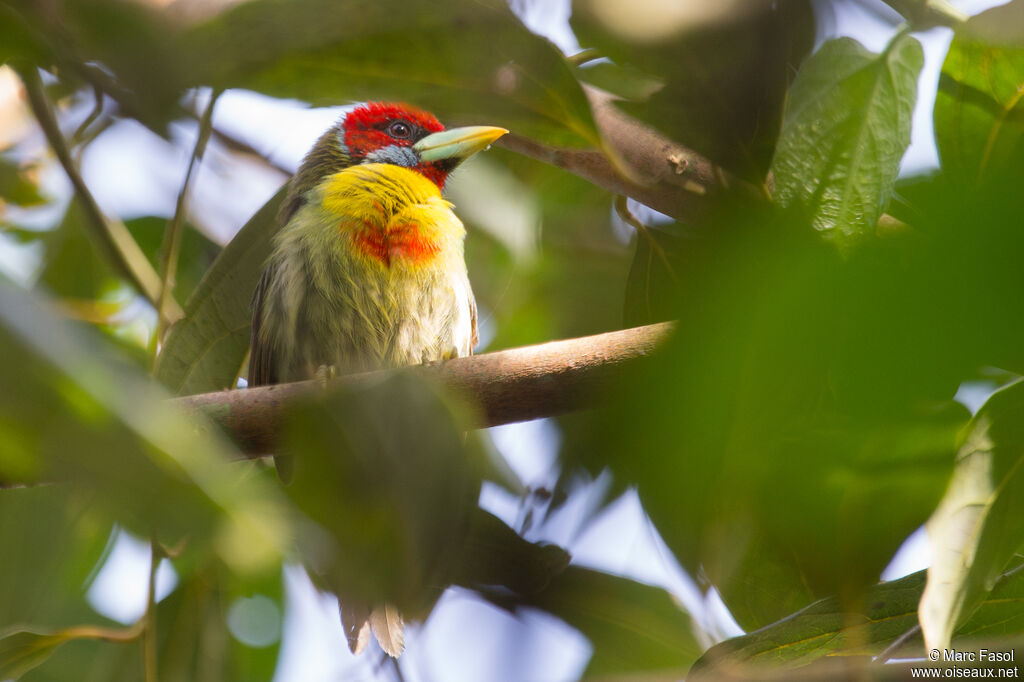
xmin=16 ymin=66 xmax=184 ymax=320
xmin=175 ymin=322 xmax=675 ymax=455
xmin=155 ymin=89 xmax=220 ymax=343
xmin=879 ymin=0 xmax=968 ymax=28
xmin=499 ymin=87 xmax=764 ymax=223
xmin=143 ymin=541 xmax=160 ymax=682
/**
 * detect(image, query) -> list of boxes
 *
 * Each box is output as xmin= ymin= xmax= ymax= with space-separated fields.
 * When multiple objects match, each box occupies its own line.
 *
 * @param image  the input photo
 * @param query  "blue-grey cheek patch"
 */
xmin=365 ymin=145 xmax=418 ymax=167
xmin=335 ymin=130 xmax=349 ymax=156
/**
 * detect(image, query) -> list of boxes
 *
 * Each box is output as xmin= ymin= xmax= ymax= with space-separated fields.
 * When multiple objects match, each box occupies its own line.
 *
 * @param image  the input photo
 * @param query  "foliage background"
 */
xmin=1 ymin=0 xmax=1024 ymax=680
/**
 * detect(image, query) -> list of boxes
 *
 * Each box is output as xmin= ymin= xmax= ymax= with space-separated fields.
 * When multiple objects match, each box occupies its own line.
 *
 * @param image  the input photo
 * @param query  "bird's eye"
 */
xmin=388 ymin=121 xmax=412 ymax=139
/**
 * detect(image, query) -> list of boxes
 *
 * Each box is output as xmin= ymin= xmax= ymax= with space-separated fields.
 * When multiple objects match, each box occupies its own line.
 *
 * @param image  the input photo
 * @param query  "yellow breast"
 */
xmin=318 ymin=163 xmax=464 ymax=268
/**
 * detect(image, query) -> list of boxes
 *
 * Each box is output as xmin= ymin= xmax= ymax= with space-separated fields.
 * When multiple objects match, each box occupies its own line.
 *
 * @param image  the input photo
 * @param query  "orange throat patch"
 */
xmin=351 ymin=219 xmax=441 ymax=267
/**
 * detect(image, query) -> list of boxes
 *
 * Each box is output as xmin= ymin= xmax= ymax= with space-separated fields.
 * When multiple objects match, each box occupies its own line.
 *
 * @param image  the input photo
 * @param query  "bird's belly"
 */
xmin=287 ymin=267 xmax=472 ymax=379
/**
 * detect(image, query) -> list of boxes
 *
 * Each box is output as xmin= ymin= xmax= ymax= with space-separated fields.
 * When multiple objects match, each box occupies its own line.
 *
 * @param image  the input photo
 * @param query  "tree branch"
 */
xmin=497 ymin=87 xmax=765 ymax=223
xmin=174 ymin=322 xmax=675 ymax=455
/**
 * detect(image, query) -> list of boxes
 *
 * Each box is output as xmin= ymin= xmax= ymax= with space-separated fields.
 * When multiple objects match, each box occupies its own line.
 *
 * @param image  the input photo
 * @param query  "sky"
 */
xmin=0 ymin=0 xmax=1011 ymax=680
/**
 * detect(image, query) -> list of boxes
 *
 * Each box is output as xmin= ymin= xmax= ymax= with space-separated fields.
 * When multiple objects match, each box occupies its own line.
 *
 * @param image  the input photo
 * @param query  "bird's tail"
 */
xmin=340 ymin=600 xmax=405 ymax=657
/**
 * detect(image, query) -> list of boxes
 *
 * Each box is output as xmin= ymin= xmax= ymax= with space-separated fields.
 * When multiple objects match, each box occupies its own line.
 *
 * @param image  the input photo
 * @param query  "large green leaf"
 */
xmin=771 ymin=34 xmax=922 ymax=250
xmin=152 ymin=560 xmax=283 ymax=682
xmin=0 ymin=280 xmax=288 ymax=572
xmin=154 ymin=187 xmax=284 ymax=395
xmin=692 ymin=564 xmax=1024 ymax=674
xmin=279 ymin=372 xmax=481 ymax=616
xmin=185 ymin=0 xmax=598 ymax=147
xmin=920 ymin=379 xmax=1024 ymax=652
xmin=524 ymin=567 xmax=703 ymax=679
xmin=564 ymin=215 xmax=965 ymax=631
xmin=935 ymin=0 xmax=1024 ymax=187
xmin=0 ymin=487 xmax=111 ymax=627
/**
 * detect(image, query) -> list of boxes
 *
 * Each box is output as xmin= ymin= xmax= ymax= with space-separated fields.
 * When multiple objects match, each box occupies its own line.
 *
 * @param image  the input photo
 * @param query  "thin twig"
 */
xmin=70 ymin=83 xmax=105 ymax=148
xmin=144 ymin=540 xmax=162 ymax=682
xmin=50 ymin=620 xmax=146 ymax=643
xmin=15 ymin=65 xmax=183 ymax=321
xmin=614 ymin=195 xmax=678 ymax=284
xmin=566 ymin=48 xmax=601 ymax=67
xmin=155 ymin=89 xmax=221 ymax=346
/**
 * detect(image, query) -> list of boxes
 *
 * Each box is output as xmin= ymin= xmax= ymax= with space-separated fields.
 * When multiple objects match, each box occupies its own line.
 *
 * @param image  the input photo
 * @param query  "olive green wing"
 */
xmin=248 ymin=265 xmax=278 ymax=386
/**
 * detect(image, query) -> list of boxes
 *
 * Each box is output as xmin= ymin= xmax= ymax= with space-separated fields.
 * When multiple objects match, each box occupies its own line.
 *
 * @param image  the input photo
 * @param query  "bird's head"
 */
xmin=282 ymin=102 xmax=507 ymax=222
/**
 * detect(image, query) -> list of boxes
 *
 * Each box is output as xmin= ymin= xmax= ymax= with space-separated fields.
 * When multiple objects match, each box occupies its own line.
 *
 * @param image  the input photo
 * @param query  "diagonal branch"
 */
xmin=16 ymin=65 xmax=184 ymax=321
xmin=174 ymin=322 xmax=675 ymax=455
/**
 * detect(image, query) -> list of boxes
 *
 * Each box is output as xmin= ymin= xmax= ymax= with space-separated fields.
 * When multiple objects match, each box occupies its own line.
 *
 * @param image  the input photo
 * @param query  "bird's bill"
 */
xmin=413 ymin=126 xmax=508 ymax=163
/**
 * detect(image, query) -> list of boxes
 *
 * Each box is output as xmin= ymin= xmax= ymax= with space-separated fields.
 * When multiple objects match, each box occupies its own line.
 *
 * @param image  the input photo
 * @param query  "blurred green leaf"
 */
xmin=187 ymin=0 xmax=598 ymax=147
xmin=127 ymin=216 xmax=219 ymax=307
xmin=566 ymin=213 xmax=965 ymax=630
xmin=956 ymin=563 xmax=1024 ymax=639
xmin=527 ymin=567 xmax=702 ymax=679
xmin=921 ymin=379 xmax=1024 ymax=652
xmin=0 ymin=280 xmax=288 ymax=573
xmin=36 ymin=202 xmax=117 ymax=301
xmin=0 ymin=486 xmax=112 ymax=627
xmin=5 ymin=0 xmax=185 ymax=129
xmin=455 ymin=509 xmax=570 ymax=598
xmin=693 ymin=571 xmax=924 ymax=671
xmin=155 ymin=187 xmax=284 ymax=394
xmin=0 ymin=4 xmax=49 ymax=67
xmin=935 ymin=0 xmax=1024 ymax=187
xmin=693 ymin=563 xmax=1024 ymax=674
xmin=280 ymin=372 xmax=480 ymax=616
xmin=154 ymin=560 xmax=283 ymax=682
xmin=0 ymin=628 xmax=73 ymax=680
xmin=572 ymin=0 xmax=814 ymax=180
xmin=771 ymin=34 xmax=922 ymax=250
xmin=0 ymin=158 xmax=45 ymax=207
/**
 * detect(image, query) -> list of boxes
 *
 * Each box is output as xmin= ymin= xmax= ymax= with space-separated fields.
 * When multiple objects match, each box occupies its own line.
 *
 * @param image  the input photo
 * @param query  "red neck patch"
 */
xmin=352 ymin=218 xmax=441 ymax=267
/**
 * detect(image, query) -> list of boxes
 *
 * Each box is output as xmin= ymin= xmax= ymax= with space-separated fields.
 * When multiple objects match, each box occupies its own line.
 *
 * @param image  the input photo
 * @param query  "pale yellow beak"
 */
xmin=413 ymin=126 xmax=508 ymax=163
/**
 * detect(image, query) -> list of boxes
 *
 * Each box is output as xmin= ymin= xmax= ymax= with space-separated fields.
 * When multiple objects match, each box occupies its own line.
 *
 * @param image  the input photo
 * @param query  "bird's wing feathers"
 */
xmin=248 ymin=266 xmax=278 ymax=386
xmin=469 ymin=287 xmax=478 ymax=353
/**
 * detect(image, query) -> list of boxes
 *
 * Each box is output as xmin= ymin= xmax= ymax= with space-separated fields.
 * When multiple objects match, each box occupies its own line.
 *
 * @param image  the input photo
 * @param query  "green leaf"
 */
xmin=526 ymin=567 xmax=703 ymax=679
xmin=0 ymin=486 xmax=112 ymax=627
xmin=920 ymin=379 xmax=1024 ymax=652
xmin=154 ymin=561 xmax=284 ymax=682
xmin=572 ymin=0 xmax=814 ymax=180
xmin=154 ymin=187 xmax=284 ymax=395
xmin=280 ymin=372 xmax=481 ymax=616
xmin=934 ymin=0 xmax=1024 ymax=187
xmin=36 ymin=202 xmax=118 ymax=301
xmin=693 ymin=564 xmax=1024 ymax=674
xmin=565 ymin=217 xmax=965 ymax=631
xmin=126 ymin=216 xmax=220 ymax=306
xmin=186 ymin=0 xmax=598 ymax=147
xmin=771 ymin=34 xmax=923 ymax=250
xmin=694 ymin=571 xmax=925 ymax=671
xmin=0 ymin=628 xmax=72 ymax=680
xmin=0 ymin=158 xmax=45 ymax=207
xmin=0 ymin=280 xmax=289 ymax=573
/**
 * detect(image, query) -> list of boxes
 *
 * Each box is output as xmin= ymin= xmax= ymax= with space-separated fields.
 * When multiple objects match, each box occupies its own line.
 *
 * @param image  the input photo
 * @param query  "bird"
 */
xmin=248 ymin=102 xmax=507 ymax=657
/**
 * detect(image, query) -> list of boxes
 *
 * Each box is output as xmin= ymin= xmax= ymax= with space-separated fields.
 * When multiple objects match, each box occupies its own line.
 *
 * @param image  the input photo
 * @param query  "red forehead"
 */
xmin=343 ymin=102 xmax=444 ymax=133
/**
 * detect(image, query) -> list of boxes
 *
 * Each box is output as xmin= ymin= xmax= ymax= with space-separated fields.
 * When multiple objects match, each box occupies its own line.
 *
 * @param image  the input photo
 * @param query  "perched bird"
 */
xmin=249 ymin=102 xmax=506 ymax=656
